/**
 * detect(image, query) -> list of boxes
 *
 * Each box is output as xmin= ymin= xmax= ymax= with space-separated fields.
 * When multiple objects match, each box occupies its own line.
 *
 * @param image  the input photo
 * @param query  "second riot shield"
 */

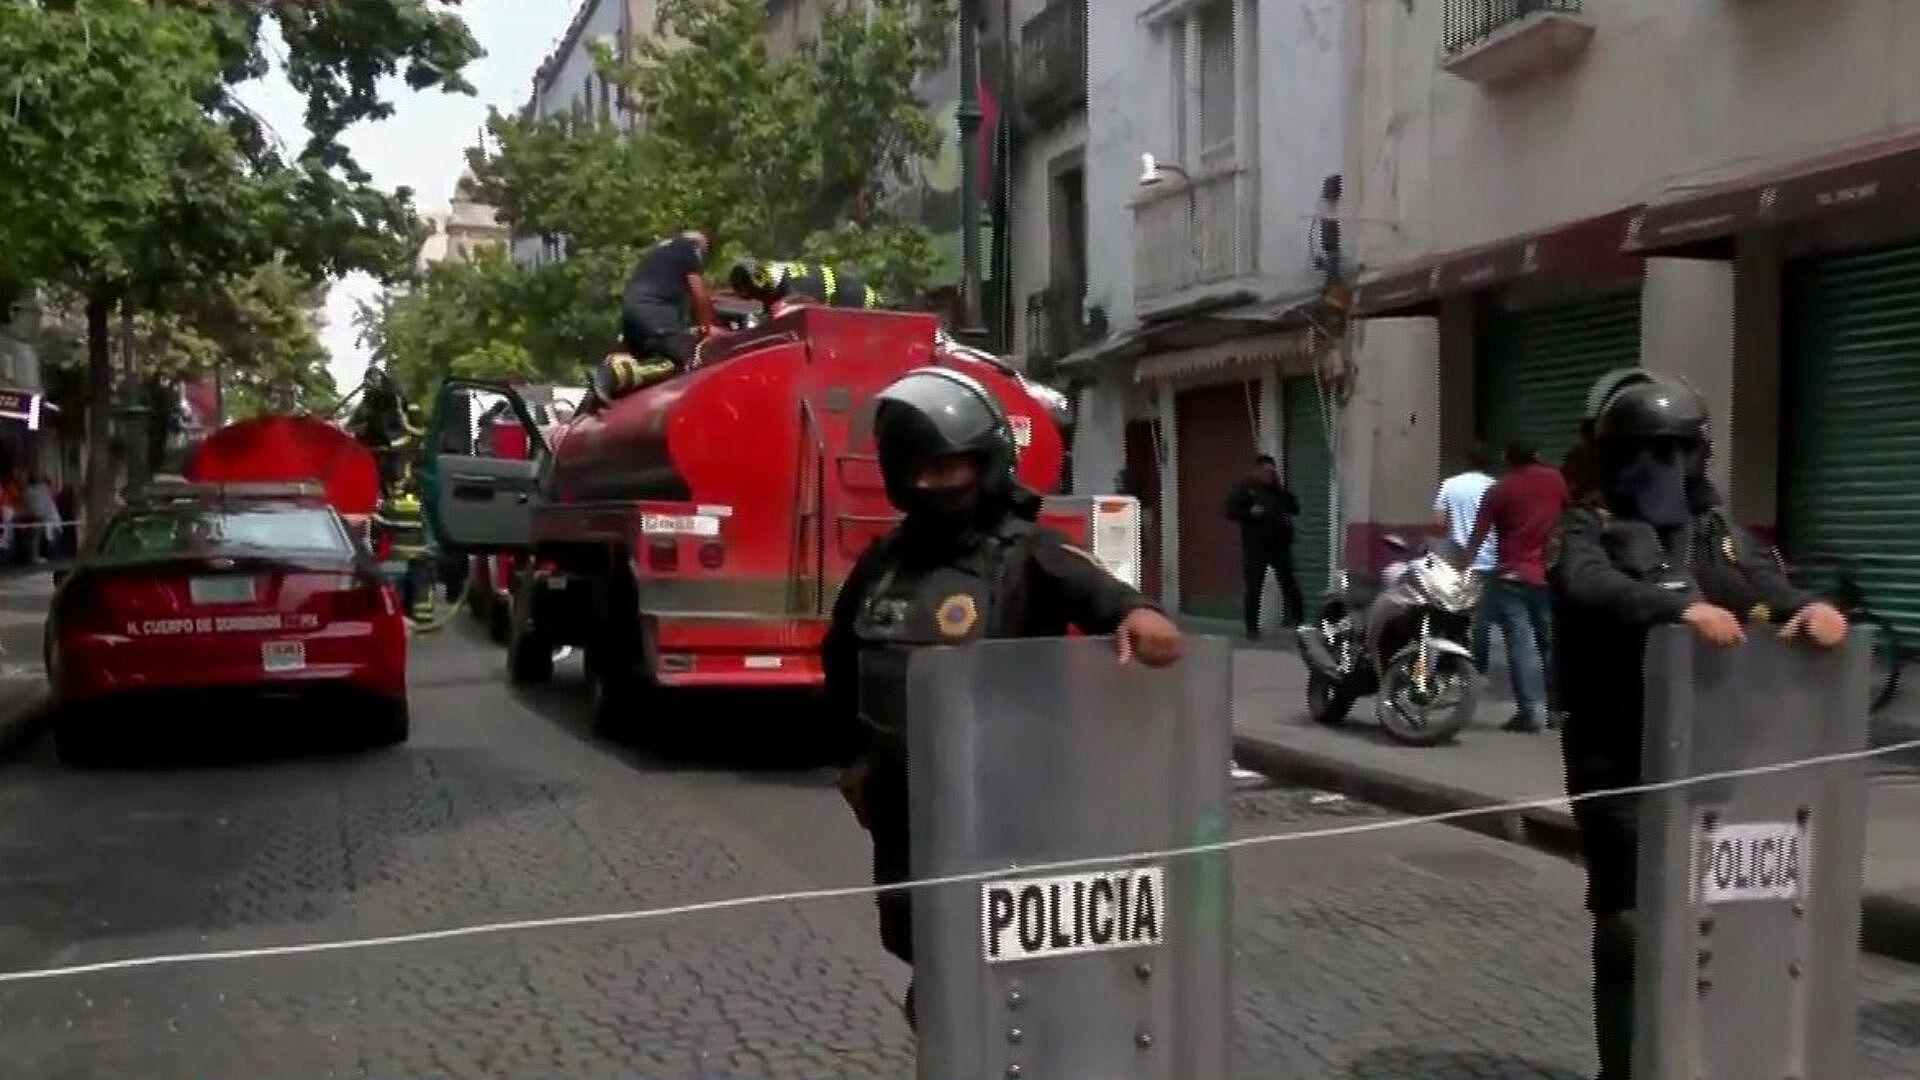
xmin=1635 ymin=627 xmax=1871 ymax=1079
xmin=907 ymin=635 xmax=1233 ymax=1080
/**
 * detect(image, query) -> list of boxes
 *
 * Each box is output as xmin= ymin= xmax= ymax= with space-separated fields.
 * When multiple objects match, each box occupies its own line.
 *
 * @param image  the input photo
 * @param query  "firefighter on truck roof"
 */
xmin=729 ymin=258 xmax=882 ymax=316
xmin=823 ymin=366 xmax=1185 ymax=1029
xmin=596 ymin=229 xmax=714 ymax=402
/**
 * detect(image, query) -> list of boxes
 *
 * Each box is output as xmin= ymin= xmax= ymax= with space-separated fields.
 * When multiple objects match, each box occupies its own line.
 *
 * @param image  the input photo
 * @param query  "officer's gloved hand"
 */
xmin=1116 ymin=608 xmax=1185 ymax=668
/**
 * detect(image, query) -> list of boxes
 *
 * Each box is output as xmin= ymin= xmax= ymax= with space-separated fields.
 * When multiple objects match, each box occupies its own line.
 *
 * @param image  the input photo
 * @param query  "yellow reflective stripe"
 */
xmin=864 ymin=284 xmax=880 ymax=308
xmin=822 ymin=266 xmax=838 ymax=302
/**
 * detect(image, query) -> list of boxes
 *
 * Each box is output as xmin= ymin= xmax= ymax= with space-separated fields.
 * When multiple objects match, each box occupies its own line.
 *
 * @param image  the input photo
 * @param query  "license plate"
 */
xmin=191 ymin=576 xmax=256 ymax=604
xmin=261 ymin=641 xmax=306 ymax=673
xmin=981 ymin=865 xmax=1165 ymax=963
xmin=1697 ymin=821 xmax=1806 ymax=904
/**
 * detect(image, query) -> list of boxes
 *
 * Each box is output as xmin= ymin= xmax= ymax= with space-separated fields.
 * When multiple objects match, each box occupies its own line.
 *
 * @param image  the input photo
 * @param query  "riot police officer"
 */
xmin=823 ymin=367 xmax=1184 ymax=1026
xmin=1551 ymin=368 xmax=1849 ymax=1078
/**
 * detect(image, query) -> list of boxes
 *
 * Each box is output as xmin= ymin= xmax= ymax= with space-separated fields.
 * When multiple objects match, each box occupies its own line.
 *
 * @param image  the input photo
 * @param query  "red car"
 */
xmin=46 ymin=481 xmax=409 ymax=763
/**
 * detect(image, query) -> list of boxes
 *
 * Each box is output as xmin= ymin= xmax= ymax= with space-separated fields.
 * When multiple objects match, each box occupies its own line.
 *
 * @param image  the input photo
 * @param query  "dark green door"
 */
xmin=1284 ymin=376 xmax=1334 ymax=615
xmin=1782 ymin=242 xmax=1920 ymax=646
xmin=1477 ymin=292 xmax=1644 ymax=468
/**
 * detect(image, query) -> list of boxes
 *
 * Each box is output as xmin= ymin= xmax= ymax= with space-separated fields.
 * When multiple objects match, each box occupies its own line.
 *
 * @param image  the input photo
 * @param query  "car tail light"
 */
xmin=697 ymin=542 xmax=725 ymax=570
xmin=327 ymin=581 xmax=396 ymax=620
xmin=647 ymin=536 xmax=678 ymax=572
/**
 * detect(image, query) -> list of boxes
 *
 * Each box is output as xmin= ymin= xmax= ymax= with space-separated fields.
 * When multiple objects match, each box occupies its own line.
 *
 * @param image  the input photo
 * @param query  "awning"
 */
xmin=1132 ymin=327 xmax=1322 ymax=386
xmin=0 ymin=387 xmax=52 ymax=431
xmin=1351 ymin=208 xmax=1643 ymax=317
xmin=1625 ymin=128 xmax=1920 ymax=254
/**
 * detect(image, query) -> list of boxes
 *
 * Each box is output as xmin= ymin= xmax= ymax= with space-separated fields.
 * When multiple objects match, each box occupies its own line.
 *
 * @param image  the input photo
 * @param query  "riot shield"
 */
xmin=907 ymin=635 xmax=1233 ymax=1079
xmin=1635 ymin=627 xmax=1871 ymax=1079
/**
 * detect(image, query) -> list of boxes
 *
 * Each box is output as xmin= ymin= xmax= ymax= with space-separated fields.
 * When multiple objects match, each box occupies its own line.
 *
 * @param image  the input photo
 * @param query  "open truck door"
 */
xmin=422 ymin=380 xmax=548 ymax=554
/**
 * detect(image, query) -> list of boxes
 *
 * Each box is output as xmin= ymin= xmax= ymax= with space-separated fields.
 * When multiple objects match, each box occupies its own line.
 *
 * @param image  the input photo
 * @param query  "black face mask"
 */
xmin=1603 ymin=437 xmax=1703 ymax=528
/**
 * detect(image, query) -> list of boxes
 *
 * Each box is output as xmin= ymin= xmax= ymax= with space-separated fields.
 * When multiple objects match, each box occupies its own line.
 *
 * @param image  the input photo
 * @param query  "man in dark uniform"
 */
xmin=823 ymin=366 xmax=1185 ymax=1027
xmin=1551 ymin=368 xmax=1849 ymax=1079
xmin=620 ymin=229 xmax=713 ymax=370
xmin=729 ymin=258 xmax=882 ymax=315
xmin=1224 ymin=454 xmax=1303 ymax=640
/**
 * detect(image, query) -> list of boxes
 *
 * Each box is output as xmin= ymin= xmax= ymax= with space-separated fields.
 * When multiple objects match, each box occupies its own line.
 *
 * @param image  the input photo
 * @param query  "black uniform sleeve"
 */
xmin=1280 ymin=487 xmax=1302 ymax=516
xmin=823 ymin=543 xmax=883 ymax=765
xmin=1223 ymin=482 xmax=1248 ymax=522
xmin=1721 ymin=516 xmax=1815 ymax=618
xmin=1026 ymin=529 xmax=1155 ymax=635
xmin=1551 ymin=507 xmax=1691 ymax=626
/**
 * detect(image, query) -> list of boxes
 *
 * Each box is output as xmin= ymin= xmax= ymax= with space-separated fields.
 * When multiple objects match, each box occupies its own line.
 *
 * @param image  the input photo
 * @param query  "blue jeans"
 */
xmin=1482 ymin=578 xmax=1551 ymax=721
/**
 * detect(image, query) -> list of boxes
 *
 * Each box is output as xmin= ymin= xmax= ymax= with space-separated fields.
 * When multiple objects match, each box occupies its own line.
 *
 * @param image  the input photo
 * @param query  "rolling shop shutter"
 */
xmin=1781 ymin=243 xmax=1920 ymax=646
xmin=1283 ymin=376 xmax=1334 ymax=616
xmin=1476 ymin=292 xmax=1644 ymax=468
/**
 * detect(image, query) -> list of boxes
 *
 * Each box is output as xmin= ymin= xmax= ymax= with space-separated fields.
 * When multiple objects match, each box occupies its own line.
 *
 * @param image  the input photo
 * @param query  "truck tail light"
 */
xmin=697 ymin=542 xmax=726 ymax=570
xmin=647 ymin=536 xmax=679 ymax=572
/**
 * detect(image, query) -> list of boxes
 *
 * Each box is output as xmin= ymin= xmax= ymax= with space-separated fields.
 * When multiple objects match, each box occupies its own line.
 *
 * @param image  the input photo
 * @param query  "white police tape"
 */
xmin=0 ymin=733 xmax=1911 ymax=987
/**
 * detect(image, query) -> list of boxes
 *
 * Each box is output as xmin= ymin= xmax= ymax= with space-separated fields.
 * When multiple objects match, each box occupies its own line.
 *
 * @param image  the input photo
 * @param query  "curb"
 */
xmin=1232 ymin=731 xmax=1920 ymax=965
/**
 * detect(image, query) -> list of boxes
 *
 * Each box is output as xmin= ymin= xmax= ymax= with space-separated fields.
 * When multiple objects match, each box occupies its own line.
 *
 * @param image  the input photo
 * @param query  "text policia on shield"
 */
xmin=981 ymin=866 xmax=1166 ymax=964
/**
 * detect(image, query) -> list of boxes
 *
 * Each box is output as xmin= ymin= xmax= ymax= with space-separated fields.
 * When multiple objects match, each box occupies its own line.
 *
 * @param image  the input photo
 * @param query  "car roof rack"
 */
xmin=126 ymin=479 xmax=329 ymax=506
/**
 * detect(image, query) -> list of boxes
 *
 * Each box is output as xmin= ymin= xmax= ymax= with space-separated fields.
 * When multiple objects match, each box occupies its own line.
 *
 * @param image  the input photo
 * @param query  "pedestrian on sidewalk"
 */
xmin=1552 ymin=368 xmax=1850 ymax=1080
xmin=1224 ymin=454 xmax=1303 ymax=641
xmin=24 ymin=474 xmax=56 ymax=563
xmin=1466 ymin=440 xmax=1568 ymax=732
xmin=1434 ymin=443 xmax=1498 ymax=670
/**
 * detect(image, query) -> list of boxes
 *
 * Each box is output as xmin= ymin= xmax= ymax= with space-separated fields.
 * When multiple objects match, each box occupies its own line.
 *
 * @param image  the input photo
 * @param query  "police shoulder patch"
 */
xmin=936 ymin=593 xmax=979 ymax=639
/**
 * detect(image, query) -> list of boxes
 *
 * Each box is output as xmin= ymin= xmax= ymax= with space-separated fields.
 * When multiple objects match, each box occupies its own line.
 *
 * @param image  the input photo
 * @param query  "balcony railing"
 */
xmin=1133 ymin=168 xmax=1251 ymax=309
xmin=1019 ymin=0 xmax=1087 ymax=129
xmin=1024 ymin=283 xmax=1090 ymax=363
xmin=1442 ymin=0 xmax=1593 ymax=86
xmin=1443 ymin=0 xmax=1581 ymax=54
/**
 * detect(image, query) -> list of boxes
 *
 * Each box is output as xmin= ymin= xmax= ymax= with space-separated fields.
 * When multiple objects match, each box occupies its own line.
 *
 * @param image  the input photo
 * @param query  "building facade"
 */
xmin=515 ymin=0 xmax=662 ymax=267
xmin=1057 ymin=0 xmax=1347 ymax=620
xmin=418 ymin=185 xmax=511 ymax=273
xmin=1341 ymin=0 xmax=1920 ymax=642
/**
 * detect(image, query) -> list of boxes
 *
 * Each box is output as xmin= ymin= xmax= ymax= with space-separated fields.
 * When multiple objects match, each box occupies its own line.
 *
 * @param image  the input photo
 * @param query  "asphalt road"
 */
xmin=1 ymin=617 xmax=1918 ymax=1078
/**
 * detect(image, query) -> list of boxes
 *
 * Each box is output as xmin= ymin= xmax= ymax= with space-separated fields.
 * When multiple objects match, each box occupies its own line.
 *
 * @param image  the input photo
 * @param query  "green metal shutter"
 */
xmin=1284 ymin=376 xmax=1334 ymax=615
xmin=1782 ymin=242 xmax=1920 ymax=645
xmin=1477 ymin=291 xmax=1644 ymax=467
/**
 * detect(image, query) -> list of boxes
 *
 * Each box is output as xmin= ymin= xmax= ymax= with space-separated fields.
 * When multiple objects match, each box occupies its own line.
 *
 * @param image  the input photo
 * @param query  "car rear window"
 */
xmin=99 ymin=505 xmax=352 ymax=558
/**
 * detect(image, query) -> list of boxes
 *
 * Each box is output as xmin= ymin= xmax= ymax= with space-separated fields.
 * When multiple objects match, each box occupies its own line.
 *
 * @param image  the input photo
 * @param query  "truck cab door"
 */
xmin=422 ymin=379 xmax=548 ymax=553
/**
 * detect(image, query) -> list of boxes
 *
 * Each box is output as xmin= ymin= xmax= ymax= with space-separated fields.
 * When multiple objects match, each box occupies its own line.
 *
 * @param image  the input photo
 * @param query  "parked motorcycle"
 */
xmin=1296 ymin=534 xmax=1483 ymax=746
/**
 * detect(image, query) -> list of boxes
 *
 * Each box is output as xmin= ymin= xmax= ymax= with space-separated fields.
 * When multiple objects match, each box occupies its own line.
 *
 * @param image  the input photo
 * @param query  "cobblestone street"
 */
xmin=0 ymin=623 xmax=1917 ymax=1077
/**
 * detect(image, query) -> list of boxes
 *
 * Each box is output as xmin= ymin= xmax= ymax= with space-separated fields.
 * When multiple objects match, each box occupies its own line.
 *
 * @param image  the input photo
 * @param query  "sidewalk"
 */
xmin=1217 ymin=628 xmax=1920 ymax=963
xmin=0 ymin=570 xmax=53 ymax=758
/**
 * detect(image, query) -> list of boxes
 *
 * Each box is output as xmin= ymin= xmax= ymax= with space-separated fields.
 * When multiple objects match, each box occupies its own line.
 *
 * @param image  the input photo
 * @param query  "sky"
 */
xmin=235 ymin=2 xmax=582 ymax=392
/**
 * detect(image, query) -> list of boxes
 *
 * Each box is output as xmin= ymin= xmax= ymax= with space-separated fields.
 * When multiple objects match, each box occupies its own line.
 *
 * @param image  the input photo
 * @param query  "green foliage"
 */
xmin=374 ymin=0 xmax=954 ymax=392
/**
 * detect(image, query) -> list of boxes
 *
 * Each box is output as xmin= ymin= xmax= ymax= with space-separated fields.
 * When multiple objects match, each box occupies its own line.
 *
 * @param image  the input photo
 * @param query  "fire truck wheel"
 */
xmin=508 ymin=624 xmax=555 ymax=685
xmin=486 ymin=599 xmax=511 ymax=645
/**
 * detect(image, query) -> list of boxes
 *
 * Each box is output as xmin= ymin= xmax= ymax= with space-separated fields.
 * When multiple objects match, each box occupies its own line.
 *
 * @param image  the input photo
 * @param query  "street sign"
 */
xmin=1635 ymin=627 xmax=1870 ymax=1080
xmin=908 ymin=636 xmax=1233 ymax=1080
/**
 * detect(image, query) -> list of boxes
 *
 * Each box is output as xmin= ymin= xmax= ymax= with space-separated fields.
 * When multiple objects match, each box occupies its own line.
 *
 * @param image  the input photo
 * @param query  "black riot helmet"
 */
xmin=871 ymin=367 xmax=1017 ymax=519
xmin=1586 ymin=368 xmax=1714 ymax=526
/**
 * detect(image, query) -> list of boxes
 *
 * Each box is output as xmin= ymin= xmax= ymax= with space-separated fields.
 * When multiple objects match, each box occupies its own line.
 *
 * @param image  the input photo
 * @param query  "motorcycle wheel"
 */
xmin=1307 ymin=670 xmax=1355 ymax=726
xmin=1376 ymin=650 xmax=1476 ymax=747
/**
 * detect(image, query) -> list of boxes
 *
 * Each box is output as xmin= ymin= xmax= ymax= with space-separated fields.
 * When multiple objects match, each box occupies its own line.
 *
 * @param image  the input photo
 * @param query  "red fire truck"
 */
xmin=423 ymin=307 xmax=1140 ymax=733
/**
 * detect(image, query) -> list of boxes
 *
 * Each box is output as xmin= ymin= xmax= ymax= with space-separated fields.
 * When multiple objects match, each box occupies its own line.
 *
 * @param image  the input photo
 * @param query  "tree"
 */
xmin=0 ymin=0 xmax=480 ymax=535
xmin=366 ymin=0 xmax=953 ymax=395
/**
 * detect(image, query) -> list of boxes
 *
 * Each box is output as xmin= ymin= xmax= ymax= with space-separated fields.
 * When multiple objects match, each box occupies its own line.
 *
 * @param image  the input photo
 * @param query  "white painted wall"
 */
xmin=1349 ymin=0 xmax=1920 ymax=276
xmin=1251 ymin=0 xmax=1347 ymax=298
xmin=1009 ymin=115 xmax=1087 ymax=357
xmin=532 ymin=0 xmax=624 ymax=123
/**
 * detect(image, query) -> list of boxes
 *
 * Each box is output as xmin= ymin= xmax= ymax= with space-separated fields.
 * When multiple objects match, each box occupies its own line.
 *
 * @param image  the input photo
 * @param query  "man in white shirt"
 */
xmin=1433 ymin=444 xmax=1498 ymax=671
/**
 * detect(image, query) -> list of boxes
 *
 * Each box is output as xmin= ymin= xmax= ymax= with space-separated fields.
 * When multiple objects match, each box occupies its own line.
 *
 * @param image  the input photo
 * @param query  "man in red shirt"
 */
xmin=1466 ymin=440 xmax=1569 ymax=732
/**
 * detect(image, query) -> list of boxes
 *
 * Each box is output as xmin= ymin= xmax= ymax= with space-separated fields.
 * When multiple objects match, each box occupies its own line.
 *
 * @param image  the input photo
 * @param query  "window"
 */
xmin=1167 ymin=0 xmax=1241 ymax=171
xmin=100 ymin=507 xmax=352 ymax=559
xmin=1196 ymin=0 xmax=1235 ymax=159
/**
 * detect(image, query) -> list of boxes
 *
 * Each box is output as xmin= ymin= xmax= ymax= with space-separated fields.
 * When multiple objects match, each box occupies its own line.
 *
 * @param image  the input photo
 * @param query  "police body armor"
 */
xmin=851 ymin=521 xmax=1027 ymax=963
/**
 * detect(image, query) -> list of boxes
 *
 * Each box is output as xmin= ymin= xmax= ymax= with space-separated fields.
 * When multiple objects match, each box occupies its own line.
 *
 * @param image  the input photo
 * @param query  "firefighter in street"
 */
xmin=822 ymin=367 xmax=1185 ymax=1027
xmin=1550 ymin=368 xmax=1850 ymax=1079
xmin=729 ymin=258 xmax=882 ymax=316
xmin=373 ymin=464 xmax=437 ymax=623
